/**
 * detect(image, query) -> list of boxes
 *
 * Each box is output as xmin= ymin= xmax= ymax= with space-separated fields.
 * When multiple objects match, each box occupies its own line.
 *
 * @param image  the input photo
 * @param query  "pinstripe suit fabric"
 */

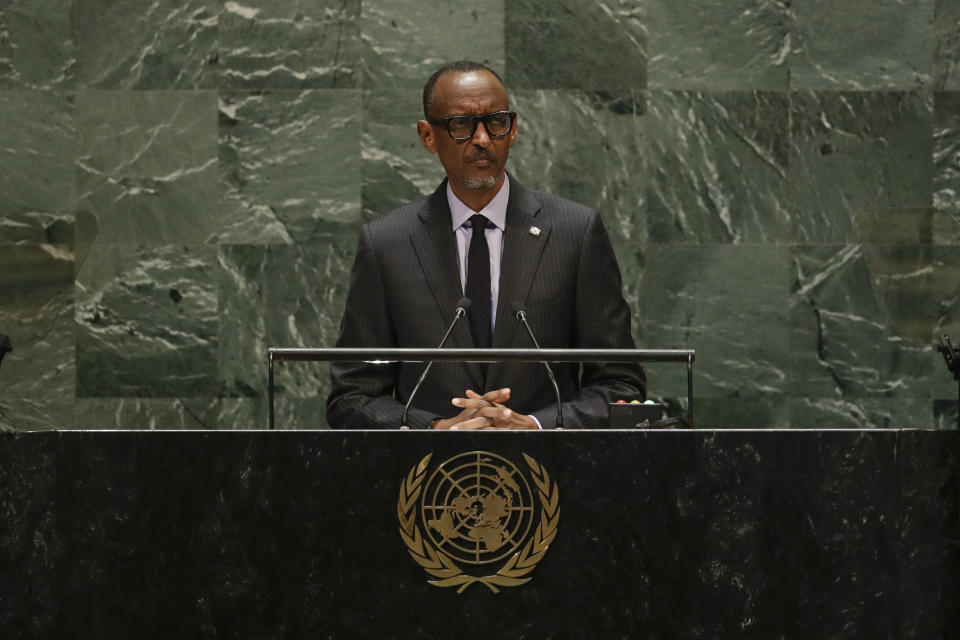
xmin=327 ymin=176 xmax=645 ymax=429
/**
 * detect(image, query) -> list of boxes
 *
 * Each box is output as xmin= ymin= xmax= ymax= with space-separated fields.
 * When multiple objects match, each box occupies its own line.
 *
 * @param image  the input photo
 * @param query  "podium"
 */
xmin=2 ymin=428 xmax=957 ymax=638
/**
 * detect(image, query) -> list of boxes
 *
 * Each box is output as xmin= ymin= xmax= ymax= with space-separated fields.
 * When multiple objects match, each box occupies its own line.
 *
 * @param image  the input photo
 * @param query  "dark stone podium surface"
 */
xmin=1 ymin=429 xmax=957 ymax=639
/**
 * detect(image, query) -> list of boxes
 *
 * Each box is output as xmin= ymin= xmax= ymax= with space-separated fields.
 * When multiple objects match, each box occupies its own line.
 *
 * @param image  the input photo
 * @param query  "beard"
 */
xmin=461 ymin=174 xmax=498 ymax=190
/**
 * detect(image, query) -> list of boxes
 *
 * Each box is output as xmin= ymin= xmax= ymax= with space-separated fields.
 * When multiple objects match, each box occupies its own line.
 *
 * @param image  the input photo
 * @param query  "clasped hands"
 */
xmin=431 ymin=388 xmax=538 ymax=430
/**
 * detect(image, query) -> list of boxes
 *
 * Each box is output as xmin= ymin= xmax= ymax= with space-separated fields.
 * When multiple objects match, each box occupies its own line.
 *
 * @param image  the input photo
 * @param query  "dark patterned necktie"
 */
xmin=465 ymin=214 xmax=492 ymax=348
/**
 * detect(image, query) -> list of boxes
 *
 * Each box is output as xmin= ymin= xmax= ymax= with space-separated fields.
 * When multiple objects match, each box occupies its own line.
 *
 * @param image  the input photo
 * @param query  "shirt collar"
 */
xmin=447 ymin=173 xmax=510 ymax=232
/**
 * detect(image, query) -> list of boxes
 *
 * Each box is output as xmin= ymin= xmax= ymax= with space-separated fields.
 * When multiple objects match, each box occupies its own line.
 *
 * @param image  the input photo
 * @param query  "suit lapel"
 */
xmin=409 ymin=181 xmax=484 ymax=388
xmin=491 ymin=180 xmax=550 ymax=359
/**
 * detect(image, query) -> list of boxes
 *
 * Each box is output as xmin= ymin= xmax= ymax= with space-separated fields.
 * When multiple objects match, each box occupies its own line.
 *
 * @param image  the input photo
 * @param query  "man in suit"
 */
xmin=327 ymin=61 xmax=644 ymax=429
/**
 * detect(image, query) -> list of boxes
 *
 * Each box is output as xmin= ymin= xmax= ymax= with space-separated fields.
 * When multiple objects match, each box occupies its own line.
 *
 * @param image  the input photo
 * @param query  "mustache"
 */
xmin=465 ymin=149 xmax=495 ymax=162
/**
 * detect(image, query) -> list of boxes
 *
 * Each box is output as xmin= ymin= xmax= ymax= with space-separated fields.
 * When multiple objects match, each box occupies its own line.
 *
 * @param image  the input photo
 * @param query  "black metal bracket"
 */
xmin=0 ymin=334 xmax=12 ymax=372
xmin=936 ymin=335 xmax=960 ymax=429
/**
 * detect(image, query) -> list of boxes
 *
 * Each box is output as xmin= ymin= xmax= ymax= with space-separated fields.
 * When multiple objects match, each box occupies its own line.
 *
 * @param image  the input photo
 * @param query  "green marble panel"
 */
xmin=789 ymin=396 xmax=936 ymax=430
xmin=692 ymin=396 xmax=789 ymax=429
xmin=0 ymin=0 xmax=74 ymax=90
xmin=72 ymin=0 xmax=218 ymax=89
xmin=641 ymin=245 xmax=791 ymax=405
xmin=360 ymin=0 xmax=505 ymax=88
xmin=361 ymin=88 xmax=446 ymax=219
xmin=75 ymin=90 xmax=218 ymax=244
xmin=219 ymin=0 xmax=361 ymax=89
xmin=73 ymin=397 xmax=221 ymax=430
xmin=0 ymin=91 xmax=75 ymax=218
xmin=788 ymin=92 xmax=933 ymax=243
xmin=646 ymin=0 xmax=789 ymax=90
xmin=646 ymin=91 xmax=791 ymax=243
xmin=505 ymin=0 xmax=645 ymax=90
xmin=217 ymin=243 xmax=355 ymax=427
xmin=0 ymin=262 xmax=75 ymax=432
xmin=853 ymin=207 xmax=960 ymax=245
xmin=0 ymin=211 xmax=75 ymax=246
xmin=935 ymin=0 xmax=960 ymax=90
xmin=75 ymin=244 xmax=219 ymax=397
xmin=216 ymin=398 xmax=260 ymax=429
xmin=791 ymin=0 xmax=935 ymax=90
xmin=218 ymin=90 xmax=362 ymax=243
xmin=853 ymin=205 xmax=960 ymax=365
xmin=788 ymin=245 xmax=940 ymax=402
xmin=213 ymin=395 xmax=328 ymax=429
xmin=0 ymin=211 xmax=81 ymax=430
xmin=934 ymin=92 xmax=960 ymax=218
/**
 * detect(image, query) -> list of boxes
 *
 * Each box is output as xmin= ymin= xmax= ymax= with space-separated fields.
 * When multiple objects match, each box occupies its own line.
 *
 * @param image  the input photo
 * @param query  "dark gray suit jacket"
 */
xmin=327 ymin=177 xmax=645 ymax=428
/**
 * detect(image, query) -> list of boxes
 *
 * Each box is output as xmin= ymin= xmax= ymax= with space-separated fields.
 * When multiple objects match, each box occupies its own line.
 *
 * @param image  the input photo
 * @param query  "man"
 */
xmin=327 ymin=60 xmax=644 ymax=430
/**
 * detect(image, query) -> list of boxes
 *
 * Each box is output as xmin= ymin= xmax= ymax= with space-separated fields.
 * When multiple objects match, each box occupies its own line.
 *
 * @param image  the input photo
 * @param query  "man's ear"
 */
xmin=508 ymin=114 xmax=518 ymax=148
xmin=417 ymin=120 xmax=438 ymax=154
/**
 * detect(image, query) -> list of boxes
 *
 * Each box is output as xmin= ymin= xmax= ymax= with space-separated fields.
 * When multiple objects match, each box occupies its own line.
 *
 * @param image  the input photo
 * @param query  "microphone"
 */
xmin=512 ymin=303 xmax=563 ymax=430
xmin=401 ymin=298 xmax=472 ymax=428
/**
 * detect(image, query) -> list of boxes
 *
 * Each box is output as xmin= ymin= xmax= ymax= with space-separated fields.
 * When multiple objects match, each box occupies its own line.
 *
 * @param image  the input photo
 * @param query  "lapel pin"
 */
xmin=529 ymin=226 xmax=541 ymax=237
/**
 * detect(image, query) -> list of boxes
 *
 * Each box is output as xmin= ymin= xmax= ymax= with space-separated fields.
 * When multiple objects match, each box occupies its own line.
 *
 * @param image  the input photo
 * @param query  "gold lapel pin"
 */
xmin=529 ymin=226 xmax=541 ymax=237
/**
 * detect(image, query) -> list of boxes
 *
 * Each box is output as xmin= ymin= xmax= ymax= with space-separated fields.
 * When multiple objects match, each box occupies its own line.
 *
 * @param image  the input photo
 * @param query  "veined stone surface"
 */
xmin=74 ymin=243 xmax=219 ymax=398
xmin=787 ymin=91 xmax=933 ymax=243
xmin=0 ymin=91 xmax=76 ymax=217
xmin=647 ymin=0 xmax=790 ymax=90
xmin=72 ymin=0 xmax=218 ymax=89
xmin=75 ymin=90 xmax=219 ymax=244
xmin=217 ymin=242 xmax=353 ymax=427
xmin=1 ymin=2 xmax=959 ymax=429
xmin=936 ymin=0 xmax=960 ymax=90
xmin=360 ymin=0 xmax=505 ymax=88
xmin=218 ymin=89 xmax=363 ymax=244
xmin=934 ymin=92 xmax=960 ymax=218
xmin=506 ymin=0 xmax=646 ymax=90
xmin=0 ymin=0 xmax=75 ymax=91
xmin=642 ymin=244 xmax=791 ymax=427
xmin=646 ymin=91 xmax=791 ymax=243
xmin=219 ymin=0 xmax=361 ymax=89
xmin=790 ymin=0 xmax=934 ymax=90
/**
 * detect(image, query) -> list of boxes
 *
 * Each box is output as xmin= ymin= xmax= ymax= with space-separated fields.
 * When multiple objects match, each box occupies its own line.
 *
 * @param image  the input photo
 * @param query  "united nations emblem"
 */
xmin=397 ymin=451 xmax=559 ymax=593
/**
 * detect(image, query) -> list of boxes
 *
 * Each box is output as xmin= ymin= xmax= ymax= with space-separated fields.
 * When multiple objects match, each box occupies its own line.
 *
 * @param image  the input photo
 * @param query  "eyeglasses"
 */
xmin=429 ymin=111 xmax=517 ymax=141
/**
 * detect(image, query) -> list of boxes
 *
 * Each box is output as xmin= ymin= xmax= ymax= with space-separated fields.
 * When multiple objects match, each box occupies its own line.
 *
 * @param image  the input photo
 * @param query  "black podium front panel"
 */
xmin=1 ymin=430 xmax=957 ymax=639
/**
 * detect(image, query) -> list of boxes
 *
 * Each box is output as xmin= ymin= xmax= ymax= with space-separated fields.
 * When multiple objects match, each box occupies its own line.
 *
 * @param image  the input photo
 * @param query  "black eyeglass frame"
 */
xmin=428 ymin=111 xmax=517 ymax=141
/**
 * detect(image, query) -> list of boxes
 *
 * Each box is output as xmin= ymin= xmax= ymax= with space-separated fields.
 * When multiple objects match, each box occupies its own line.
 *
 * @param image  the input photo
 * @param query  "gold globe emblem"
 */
xmin=422 ymin=452 xmax=535 ymax=565
xmin=397 ymin=451 xmax=560 ymax=593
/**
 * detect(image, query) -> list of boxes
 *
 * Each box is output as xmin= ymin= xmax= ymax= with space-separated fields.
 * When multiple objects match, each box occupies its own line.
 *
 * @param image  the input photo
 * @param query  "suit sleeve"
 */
xmin=531 ymin=211 xmax=646 ymax=428
xmin=326 ymin=225 xmax=437 ymax=429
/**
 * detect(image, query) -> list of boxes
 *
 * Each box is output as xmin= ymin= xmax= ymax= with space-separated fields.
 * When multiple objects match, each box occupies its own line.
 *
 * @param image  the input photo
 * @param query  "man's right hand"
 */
xmin=431 ymin=388 xmax=512 ymax=430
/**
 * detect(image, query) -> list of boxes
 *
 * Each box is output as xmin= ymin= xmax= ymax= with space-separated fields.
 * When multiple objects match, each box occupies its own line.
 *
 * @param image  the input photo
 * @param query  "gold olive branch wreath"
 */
xmin=397 ymin=452 xmax=560 ymax=594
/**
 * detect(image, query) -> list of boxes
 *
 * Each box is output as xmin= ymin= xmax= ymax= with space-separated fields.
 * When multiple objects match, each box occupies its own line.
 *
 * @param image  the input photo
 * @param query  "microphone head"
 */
xmin=510 ymin=301 xmax=527 ymax=319
xmin=456 ymin=297 xmax=472 ymax=312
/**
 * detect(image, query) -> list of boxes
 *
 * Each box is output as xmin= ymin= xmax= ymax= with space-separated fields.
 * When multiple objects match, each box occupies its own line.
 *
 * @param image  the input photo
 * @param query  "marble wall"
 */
xmin=1 ymin=0 xmax=959 ymax=430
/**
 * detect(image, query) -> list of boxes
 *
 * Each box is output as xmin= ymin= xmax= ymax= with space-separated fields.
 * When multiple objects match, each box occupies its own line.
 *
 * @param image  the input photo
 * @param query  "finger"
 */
xmin=472 ymin=406 xmax=511 ymax=418
xmin=482 ymin=387 xmax=511 ymax=402
xmin=451 ymin=396 xmax=493 ymax=410
xmin=450 ymin=415 xmax=497 ymax=430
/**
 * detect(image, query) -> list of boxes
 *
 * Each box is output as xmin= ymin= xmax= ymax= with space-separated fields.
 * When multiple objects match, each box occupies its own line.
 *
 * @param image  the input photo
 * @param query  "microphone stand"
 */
xmin=515 ymin=309 xmax=564 ymax=430
xmin=401 ymin=300 xmax=471 ymax=429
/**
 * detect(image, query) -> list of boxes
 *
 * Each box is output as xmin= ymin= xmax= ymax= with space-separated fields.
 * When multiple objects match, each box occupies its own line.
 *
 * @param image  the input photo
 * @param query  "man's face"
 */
xmin=417 ymin=70 xmax=518 ymax=194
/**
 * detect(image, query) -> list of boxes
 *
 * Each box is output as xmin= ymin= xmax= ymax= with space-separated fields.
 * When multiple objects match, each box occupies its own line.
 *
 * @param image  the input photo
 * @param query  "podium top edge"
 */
xmin=267 ymin=347 xmax=695 ymax=363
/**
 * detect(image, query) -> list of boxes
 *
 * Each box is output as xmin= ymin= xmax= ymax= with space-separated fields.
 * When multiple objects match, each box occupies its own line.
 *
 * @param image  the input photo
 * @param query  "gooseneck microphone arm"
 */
xmin=512 ymin=304 xmax=564 ymax=430
xmin=401 ymin=298 xmax=472 ymax=428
